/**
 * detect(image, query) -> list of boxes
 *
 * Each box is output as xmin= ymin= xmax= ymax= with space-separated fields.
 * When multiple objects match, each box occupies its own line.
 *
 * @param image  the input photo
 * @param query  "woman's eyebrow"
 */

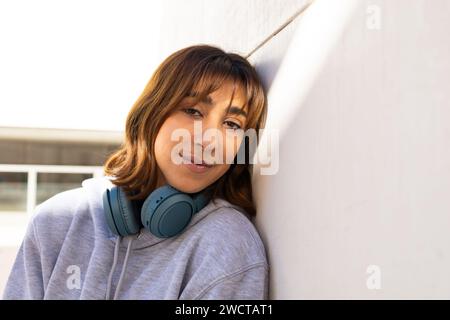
xmin=188 ymin=93 xmax=247 ymax=118
xmin=227 ymin=106 xmax=247 ymax=118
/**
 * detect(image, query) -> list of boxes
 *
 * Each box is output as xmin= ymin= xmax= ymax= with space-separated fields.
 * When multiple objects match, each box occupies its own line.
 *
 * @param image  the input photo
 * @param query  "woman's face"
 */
xmin=154 ymin=81 xmax=247 ymax=193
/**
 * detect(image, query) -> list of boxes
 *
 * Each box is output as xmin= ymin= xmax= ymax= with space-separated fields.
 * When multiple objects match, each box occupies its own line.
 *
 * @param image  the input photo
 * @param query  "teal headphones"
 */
xmin=102 ymin=184 xmax=213 ymax=238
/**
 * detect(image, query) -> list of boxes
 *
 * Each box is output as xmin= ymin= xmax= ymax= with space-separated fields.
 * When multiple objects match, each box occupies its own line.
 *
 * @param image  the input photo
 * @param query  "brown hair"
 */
xmin=103 ymin=44 xmax=267 ymax=217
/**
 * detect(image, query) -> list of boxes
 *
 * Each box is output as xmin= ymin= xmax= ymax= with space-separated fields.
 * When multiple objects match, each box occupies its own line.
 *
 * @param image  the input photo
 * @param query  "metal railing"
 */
xmin=0 ymin=164 xmax=104 ymax=216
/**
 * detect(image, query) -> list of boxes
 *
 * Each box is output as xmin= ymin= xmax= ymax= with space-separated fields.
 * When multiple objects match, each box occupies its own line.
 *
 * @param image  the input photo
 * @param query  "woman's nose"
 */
xmin=191 ymin=118 xmax=222 ymax=142
xmin=191 ymin=119 xmax=224 ymax=157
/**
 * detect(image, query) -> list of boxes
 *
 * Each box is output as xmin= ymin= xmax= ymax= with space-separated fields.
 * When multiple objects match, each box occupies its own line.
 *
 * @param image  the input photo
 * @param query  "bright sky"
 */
xmin=0 ymin=0 xmax=162 ymax=132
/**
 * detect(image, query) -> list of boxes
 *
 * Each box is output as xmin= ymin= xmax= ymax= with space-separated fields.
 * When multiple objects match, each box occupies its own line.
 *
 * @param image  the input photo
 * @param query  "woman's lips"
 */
xmin=179 ymin=152 xmax=214 ymax=174
xmin=183 ymin=162 xmax=212 ymax=173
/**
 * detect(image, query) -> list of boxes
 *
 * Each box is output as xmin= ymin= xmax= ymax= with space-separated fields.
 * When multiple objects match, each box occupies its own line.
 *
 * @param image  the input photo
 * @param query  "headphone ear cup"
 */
xmin=103 ymin=188 xmax=120 ymax=236
xmin=141 ymin=185 xmax=195 ymax=238
xmin=192 ymin=188 xmax=212 ymax=212
xmin=108 ymin=186 xmax=141 ymax=236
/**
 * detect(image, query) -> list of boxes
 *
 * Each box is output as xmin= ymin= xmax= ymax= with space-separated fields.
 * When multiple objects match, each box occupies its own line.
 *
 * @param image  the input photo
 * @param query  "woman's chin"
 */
xmin=162 ymin=163 xmax=226 ymax=193
xmin=164 ymin=176 xmax=208 ymax=194
xmin=173 ymin=183 xmax=206 ymax=194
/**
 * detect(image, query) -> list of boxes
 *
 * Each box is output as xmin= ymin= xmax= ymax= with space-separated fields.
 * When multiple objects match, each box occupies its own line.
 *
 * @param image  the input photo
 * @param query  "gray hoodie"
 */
xmin=2 ymin=176 xmax=269 ymax=300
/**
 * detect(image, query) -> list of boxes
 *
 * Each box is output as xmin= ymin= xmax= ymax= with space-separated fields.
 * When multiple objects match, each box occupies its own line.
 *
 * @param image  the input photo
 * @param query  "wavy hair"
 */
xmin=103 ymin=44 xmax=267 ymax=217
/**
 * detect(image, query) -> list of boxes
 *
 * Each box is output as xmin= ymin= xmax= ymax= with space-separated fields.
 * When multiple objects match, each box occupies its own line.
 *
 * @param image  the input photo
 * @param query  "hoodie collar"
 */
xmin=129 ymin=197 xmax=236 ymax=250
xmin=81 ymin=176 xmax=245 ymax=250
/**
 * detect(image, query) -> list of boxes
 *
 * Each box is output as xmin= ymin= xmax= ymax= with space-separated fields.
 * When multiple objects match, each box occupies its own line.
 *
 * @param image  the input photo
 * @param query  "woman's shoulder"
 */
xmin=24 ymin=186 xmax=90 ymax=255
xmin=31 ymin=186 xmax=86 ymax=226
xmin=192 ymin=198 xmax=268 ymax=267
xmin=30 ymin=176 xmax=110 ymax=237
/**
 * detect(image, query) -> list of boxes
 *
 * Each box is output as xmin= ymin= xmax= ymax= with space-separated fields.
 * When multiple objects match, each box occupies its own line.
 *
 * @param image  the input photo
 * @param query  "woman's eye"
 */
xmin=225 ymin=121 xmax=241 ymax=130
xmin=183 ymin=108 xmax=202 ymax=117
xmin=183 ymin=108 xmax=241 ymax=129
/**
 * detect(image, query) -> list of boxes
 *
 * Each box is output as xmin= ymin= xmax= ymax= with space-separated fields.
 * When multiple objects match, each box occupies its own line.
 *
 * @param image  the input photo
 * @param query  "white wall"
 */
xmin=253 ymin=0 xmax=450 ymax=299
xmin=158 ymin=0 xmax=310 ymax=61
xmin=160 ymin=0 xmax=450 ymax=299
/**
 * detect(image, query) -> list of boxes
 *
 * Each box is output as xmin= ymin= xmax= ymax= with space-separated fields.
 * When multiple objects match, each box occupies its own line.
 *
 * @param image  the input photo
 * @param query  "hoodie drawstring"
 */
xmin=105 ymin=235 xmax=134 ymax=300
xmin=105 ymin=235 xmax=121 ymax=300
xmin=113 ymin=237 xmax=133 ymax=300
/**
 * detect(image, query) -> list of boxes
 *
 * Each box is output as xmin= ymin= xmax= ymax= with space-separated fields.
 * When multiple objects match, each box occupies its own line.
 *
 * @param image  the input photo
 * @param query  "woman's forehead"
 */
xmin=189 ymin=81 xmax=247 ymax=107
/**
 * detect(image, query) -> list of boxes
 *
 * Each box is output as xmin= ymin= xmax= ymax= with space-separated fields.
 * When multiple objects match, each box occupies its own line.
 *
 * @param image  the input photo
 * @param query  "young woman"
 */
xmin=3 ymin=44 xmax=269 ymax=300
